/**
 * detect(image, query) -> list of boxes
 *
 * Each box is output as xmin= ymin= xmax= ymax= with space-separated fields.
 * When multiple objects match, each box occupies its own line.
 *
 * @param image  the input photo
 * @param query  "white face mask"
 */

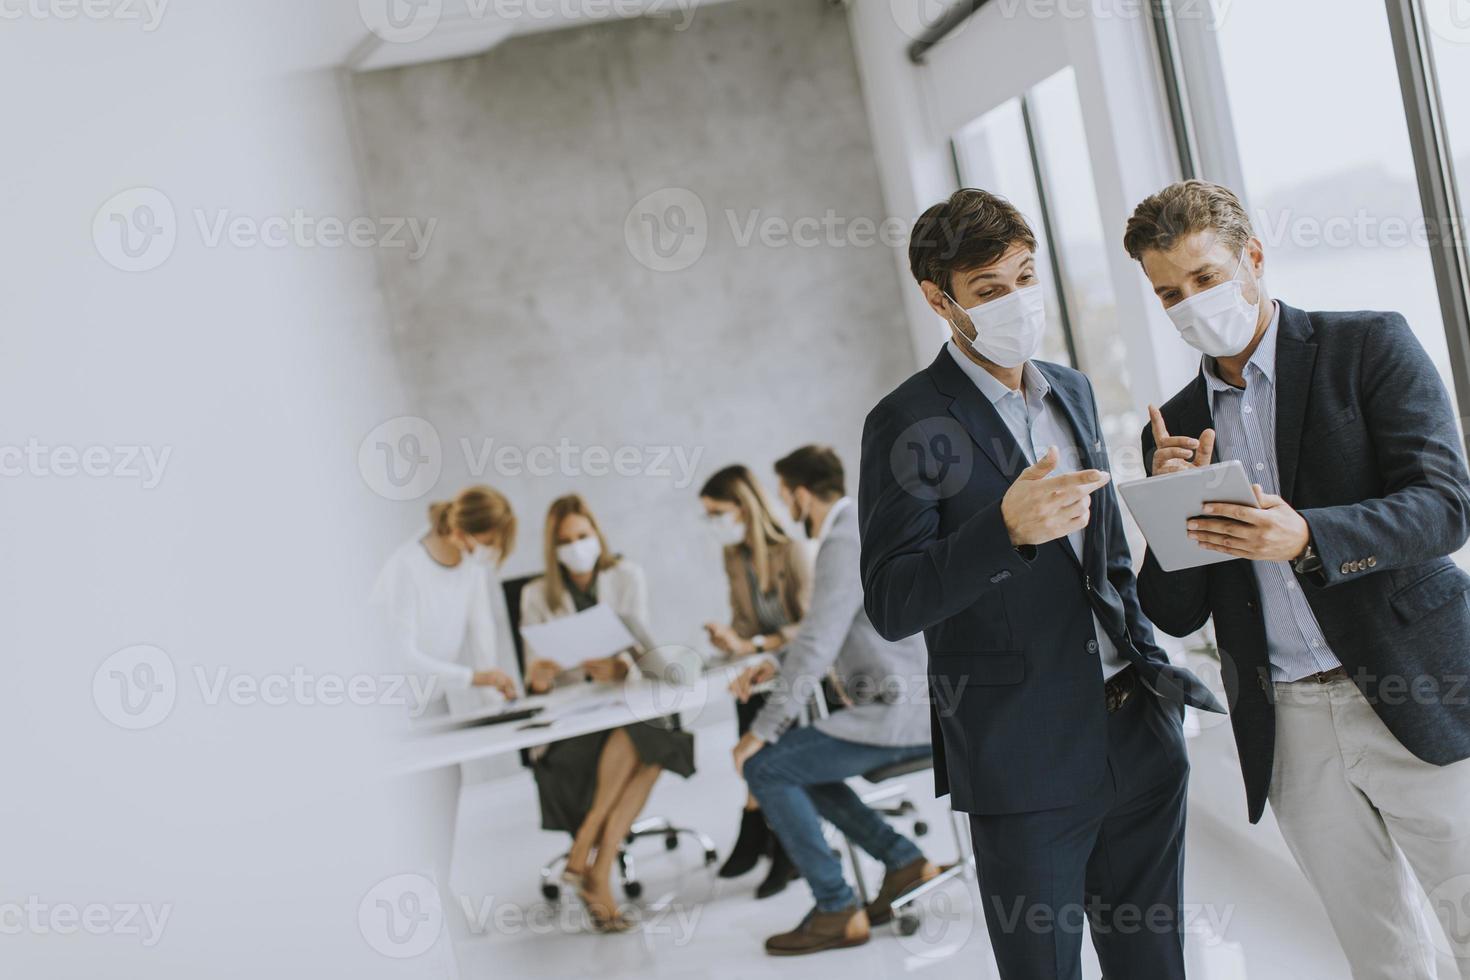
xmin=708 ymin=511 xmax=746 ymax=547
xmin=556 ymin=536 xmax=602 ymax=575
xmin=464 ymin=541 xmax=499 ymax=567
xmin=1164 ymin=249 xmax=1261 ymax=357
xmin=947 ymin=283 xmax=1047 ymax=369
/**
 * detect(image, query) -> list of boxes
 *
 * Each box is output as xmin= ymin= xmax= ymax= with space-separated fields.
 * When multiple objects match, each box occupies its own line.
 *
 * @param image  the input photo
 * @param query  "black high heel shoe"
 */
xmin=756 ymin=836 xmax=800 ymax=899
xmin=718 ymin=807 xmax=769 ymax=879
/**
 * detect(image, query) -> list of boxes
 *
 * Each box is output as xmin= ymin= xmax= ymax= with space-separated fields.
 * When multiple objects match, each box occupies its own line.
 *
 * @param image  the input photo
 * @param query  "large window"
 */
xmin=1426 ymin=0 xmax=1470 ymax=242
xmin=952 ymin=98 xmax=1075 ymax=368
xmin=1183 ymin=0 xmax=1456 ymax=393
xmin=951 ymin=68 xmax=1143 ymax=477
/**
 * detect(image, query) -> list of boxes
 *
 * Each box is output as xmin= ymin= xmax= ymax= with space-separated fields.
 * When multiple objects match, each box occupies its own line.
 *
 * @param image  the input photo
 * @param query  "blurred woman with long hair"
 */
xmin=699 ymin=464 xmax=810 ymax=898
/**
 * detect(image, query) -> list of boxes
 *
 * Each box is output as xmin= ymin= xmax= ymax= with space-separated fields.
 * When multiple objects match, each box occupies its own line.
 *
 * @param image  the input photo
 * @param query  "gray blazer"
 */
xmin=750 ymin=500 xmax=929 ymax=748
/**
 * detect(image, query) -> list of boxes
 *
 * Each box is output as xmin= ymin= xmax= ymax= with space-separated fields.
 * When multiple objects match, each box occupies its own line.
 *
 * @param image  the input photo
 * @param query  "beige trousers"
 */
xmin=1269 ymin=676 xmax=1470 ymax=979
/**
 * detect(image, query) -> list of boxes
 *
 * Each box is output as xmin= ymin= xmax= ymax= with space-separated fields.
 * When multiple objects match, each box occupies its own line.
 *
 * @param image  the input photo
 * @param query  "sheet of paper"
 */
xmin=519 ymin=603 xmax=638 ymax=669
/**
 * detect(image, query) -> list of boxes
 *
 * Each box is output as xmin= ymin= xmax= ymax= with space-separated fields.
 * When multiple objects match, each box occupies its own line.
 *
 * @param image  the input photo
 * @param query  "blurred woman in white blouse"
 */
xmin=374 ymin=485 xmax=522 ymax=714
xmin=520 ymin=494 xmax=694 ymax=931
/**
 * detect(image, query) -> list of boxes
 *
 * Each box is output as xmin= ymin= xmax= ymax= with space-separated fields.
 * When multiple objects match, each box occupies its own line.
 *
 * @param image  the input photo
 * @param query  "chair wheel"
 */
xmin=664 ymin=833 xmax=679 ymax=851
xmin=542 ymin=883 xmax=560 ymax=901
xmin=704 ymin=849 xmax=718 ymax=865
xmin=913 ymin=820 xmax=929 ymax=837
xmin=895 ymin=912 xmax=921 ymax=936
xmin=624 ymin=881 xmax=643 ymax=899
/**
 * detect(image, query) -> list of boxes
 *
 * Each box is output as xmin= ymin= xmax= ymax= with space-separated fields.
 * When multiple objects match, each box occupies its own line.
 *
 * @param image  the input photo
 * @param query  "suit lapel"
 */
xmin=1035 ymin=363 xmax=1100 ymax=569
xmin=926 ymin=347 xmax=1030 ymax=482
xmin=1273 ymin=303 xmax=1318 ymax=501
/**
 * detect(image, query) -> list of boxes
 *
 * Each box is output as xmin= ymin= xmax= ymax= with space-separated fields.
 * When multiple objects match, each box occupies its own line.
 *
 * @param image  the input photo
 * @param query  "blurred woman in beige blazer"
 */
xmin=699 ymin=464 xmax=810 ymax=898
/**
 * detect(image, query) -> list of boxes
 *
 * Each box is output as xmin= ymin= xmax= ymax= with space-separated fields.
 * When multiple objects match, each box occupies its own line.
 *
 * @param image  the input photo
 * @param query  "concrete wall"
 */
xmin=347 ymin=0 xmax=915 ymax=649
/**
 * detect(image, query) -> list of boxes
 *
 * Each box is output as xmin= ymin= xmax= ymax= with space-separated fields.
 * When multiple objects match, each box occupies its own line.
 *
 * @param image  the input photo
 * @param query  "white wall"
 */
xmin=0 ymin=9 xmax=447 ymax=977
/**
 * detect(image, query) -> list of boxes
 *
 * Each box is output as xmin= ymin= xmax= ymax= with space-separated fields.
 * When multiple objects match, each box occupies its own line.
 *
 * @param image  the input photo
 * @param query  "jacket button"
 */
xmin=1086 ymin=639 xmax=1099 ymax=654
xmin=1367 ymin=557 xmax=1377 ymax=568
xmin=1340 ymin=562 xmax=1352 ymax=574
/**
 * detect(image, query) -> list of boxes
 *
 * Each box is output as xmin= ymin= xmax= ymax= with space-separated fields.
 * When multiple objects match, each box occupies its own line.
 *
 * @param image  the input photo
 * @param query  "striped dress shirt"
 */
xmin=1202 ymin=303 xmax=1342 ymax=682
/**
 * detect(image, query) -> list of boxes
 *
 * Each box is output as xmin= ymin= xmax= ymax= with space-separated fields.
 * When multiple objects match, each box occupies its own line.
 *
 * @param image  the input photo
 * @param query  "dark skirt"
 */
xmin=532 ymin=717 xmax=696 ymax=834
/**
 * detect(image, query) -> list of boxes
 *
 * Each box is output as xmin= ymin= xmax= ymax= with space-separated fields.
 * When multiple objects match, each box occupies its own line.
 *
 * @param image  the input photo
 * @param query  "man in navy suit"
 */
xmin=858 ymin=188 xmax=1223 ymax=980
xmin=1128 ymin=179 xmax=1470 ymax=977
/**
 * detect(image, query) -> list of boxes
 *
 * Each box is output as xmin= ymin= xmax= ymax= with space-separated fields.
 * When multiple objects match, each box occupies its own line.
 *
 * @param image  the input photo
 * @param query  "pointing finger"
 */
xmin=1019 ymin=446 xmax=1060 ymax=481
xmin=1196 ymin=429 xmax=1216 ymax=467
xmin=1149 ymin=404 xmax=1170 ymax=447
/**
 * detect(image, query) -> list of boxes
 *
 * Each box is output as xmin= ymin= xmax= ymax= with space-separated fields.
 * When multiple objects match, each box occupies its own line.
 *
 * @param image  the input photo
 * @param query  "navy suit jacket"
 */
xmin=1140 ymin=302 xmax=1470 ymax=823
xmin=859 ymin=348 xmax=1222 ymax=816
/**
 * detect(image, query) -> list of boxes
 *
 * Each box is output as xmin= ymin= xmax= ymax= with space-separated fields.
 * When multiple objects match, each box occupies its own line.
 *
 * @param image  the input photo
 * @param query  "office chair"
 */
xmin=806 ymin=691 xmax=973 ymax=936
xmin=500 ymin=574 xmax=718 ymax=903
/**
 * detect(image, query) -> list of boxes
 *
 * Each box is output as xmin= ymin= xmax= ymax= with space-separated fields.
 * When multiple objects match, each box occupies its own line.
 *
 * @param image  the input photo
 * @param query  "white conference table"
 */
xmin=389 ymin=656 xmax=760 ymax=775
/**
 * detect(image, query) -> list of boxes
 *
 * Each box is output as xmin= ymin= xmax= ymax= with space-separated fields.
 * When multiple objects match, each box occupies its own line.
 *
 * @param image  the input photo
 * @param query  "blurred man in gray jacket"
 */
xmin=731 ymin=445 xmax=938 ymax=957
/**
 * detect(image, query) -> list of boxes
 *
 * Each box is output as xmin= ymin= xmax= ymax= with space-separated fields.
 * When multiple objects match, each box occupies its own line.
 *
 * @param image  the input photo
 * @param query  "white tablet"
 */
xmin=1117 ymin=460 xmax=1259 ymax=572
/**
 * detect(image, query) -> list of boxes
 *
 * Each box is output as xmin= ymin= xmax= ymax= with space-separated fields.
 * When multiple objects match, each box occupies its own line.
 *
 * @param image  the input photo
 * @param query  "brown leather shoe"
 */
xmin=763 ymin=905 xmax=869 ymax=956
xmin=865 ymin=857 xmax=942 ymax=926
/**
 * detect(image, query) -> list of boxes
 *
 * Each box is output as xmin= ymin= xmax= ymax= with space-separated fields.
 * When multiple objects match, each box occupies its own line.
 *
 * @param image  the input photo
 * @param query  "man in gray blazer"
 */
xmin=731 ymin=445 xmax=938 ymax=957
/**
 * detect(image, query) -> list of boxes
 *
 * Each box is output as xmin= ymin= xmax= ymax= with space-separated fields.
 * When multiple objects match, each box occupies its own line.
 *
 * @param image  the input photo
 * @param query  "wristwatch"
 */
xmin=752 ymin=635 xmax=768 ymax=653
xmin=1292 ymin=541 xmax=1323 ymax=575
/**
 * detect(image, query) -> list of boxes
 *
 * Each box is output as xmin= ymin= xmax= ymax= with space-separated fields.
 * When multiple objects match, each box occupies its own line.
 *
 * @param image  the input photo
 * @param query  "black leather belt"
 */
xmin=1292 ymin=666 xmax=1349 ymax=685
xmin=1105 ymin=667 xmax=1137 ymax=713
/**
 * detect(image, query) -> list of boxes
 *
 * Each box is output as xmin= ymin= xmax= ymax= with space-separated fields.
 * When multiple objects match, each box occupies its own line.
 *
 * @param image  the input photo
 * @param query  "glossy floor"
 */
xmin=449 ymin=715 xmax=1352 ymax=979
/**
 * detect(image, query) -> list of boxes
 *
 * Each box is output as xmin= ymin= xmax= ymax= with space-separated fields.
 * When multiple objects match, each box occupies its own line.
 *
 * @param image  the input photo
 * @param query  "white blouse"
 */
xmin=372 ymin=533 xmax=519 ymax=704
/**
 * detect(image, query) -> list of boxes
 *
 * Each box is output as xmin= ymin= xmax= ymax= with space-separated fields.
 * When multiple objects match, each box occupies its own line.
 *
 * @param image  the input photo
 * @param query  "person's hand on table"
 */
xmin=732 ymin=731 xmax=765 ymax=777
xmin=1189 ymin=484 xmax=1311 ymax=562
xmin=729 ymin=660 xmax=777 ymax=702
xmin=1148 ymin=404 xmax=1217 ymax=477
xmin=524 ymin=658 xmax=561 ymax=694
xmin=581 ymin=656 xmax=630 ymax=684
xmin=704 ymin=621 xmax=755 ymax=657
xmin=471 ymin=669 xmax=518 ymax=699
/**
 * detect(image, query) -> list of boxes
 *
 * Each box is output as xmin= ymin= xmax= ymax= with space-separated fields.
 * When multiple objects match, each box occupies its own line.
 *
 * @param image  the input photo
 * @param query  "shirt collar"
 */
xmin=815 ymin=497 xmax=851 ymax=542
xmin=945 ymin=341 xmax=1049 ymax=406
xmin=1202 ymin=301 xmax=1280 ymax=401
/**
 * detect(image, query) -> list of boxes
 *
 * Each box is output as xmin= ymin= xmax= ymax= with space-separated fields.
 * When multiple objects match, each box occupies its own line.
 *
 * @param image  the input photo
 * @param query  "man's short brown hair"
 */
xmin=774 ymin=445 xmax=845 ymax=501
xmin=908 ymin=188 xmax=1037 ymax=296
xmin=1123 ymin=179 xmax=1254 ymax=261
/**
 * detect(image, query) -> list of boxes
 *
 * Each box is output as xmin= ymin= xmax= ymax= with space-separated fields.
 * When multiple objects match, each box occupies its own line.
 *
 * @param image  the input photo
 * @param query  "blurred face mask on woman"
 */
xmin=556 ymin=535 xmax=602 ymax=575
xmin=947 ymin=283 xmax=1047 ymax=369
xmin=1164 ymin=248 xmax=1260 ymax=357
xmin=708 ymin=510 xmax=746 ymax=547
